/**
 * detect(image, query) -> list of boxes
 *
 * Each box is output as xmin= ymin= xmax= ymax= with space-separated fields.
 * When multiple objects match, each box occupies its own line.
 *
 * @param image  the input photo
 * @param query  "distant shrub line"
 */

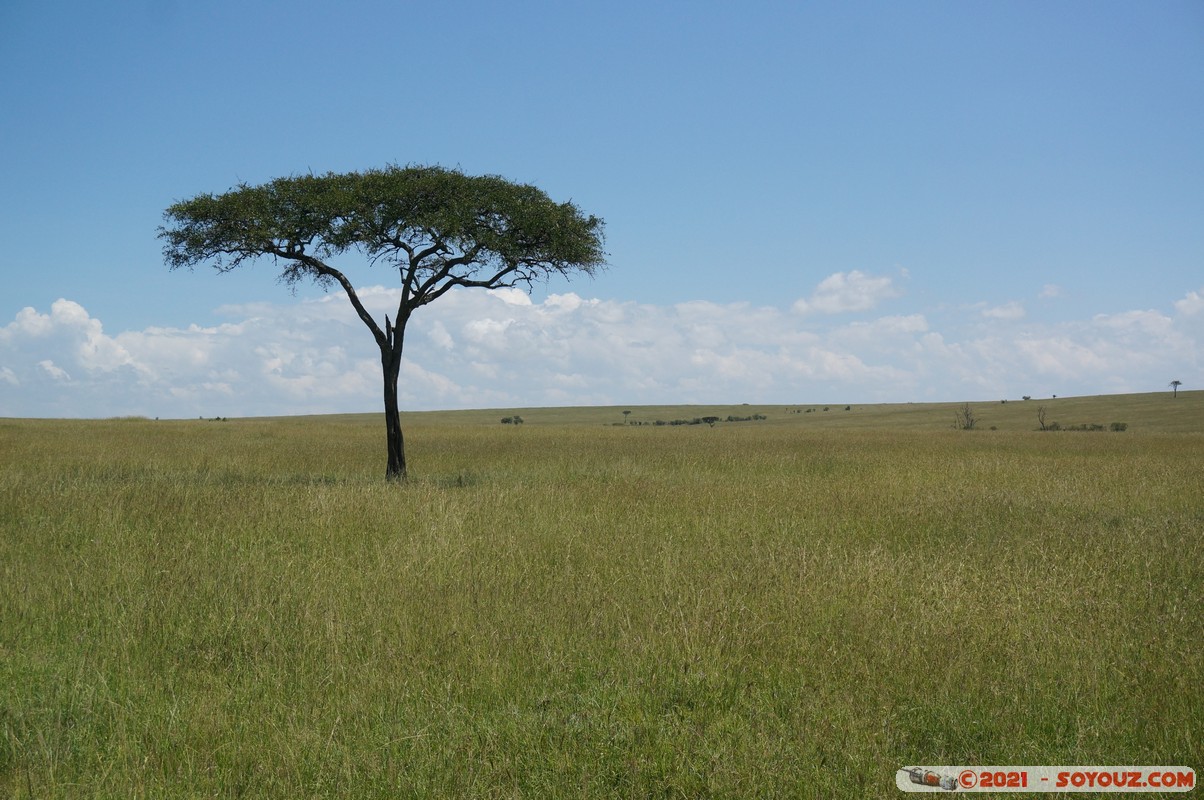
xmin=1036 ymin=405 xmax=1127 ymax=432
xmin=1039 ymin=421 xmax=1128 ymax=432
xmin=624 ymin=414 xmax=769 ymax=427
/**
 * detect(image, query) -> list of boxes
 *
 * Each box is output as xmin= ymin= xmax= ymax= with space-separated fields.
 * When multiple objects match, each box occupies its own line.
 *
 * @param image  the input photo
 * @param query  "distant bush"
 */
xmin=501 ymin=416 xmax=524 ymax=425
xmin=1110 ymin=422 xmax=1128 ymax=432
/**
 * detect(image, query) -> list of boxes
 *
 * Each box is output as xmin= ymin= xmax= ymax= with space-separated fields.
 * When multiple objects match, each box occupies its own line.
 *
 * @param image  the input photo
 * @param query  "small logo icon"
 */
xmin=901 ymin=767 xmax=960 ymax=790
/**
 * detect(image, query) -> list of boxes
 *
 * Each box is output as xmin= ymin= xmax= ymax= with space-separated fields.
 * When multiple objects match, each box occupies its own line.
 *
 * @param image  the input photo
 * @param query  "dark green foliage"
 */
xmin=160 ymin=165 xmax=606 ymax=299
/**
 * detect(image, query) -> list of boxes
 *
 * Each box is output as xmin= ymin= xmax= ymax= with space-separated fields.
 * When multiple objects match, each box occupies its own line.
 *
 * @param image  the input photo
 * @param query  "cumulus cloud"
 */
xmin=792 ymin=270 xmax=900 ymax=315
xmin=1 ymin=282 xmax=1201 ymax=418
xmin=1174 ymin=288 xmax=1204 ymax=316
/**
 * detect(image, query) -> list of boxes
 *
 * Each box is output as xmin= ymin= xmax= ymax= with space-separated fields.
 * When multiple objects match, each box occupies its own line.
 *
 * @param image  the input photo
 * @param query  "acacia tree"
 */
xmin=160 ymin=165 xmax=605 ymax=480
xmin=1170 ymin=379 xmax=1182 ymax=398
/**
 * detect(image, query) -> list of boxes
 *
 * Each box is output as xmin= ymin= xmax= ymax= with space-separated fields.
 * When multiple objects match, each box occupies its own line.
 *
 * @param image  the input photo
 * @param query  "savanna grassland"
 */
xmin=2 ymin=393 xmax=1201 ymax=797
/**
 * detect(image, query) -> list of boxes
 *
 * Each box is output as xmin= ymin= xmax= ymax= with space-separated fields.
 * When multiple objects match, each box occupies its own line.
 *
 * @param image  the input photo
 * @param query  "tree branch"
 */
xmin=410 ymin=246 xmax=484 ymax=306
xmin=270 ymin=248 xmax=388 ymax=349
xmin=419 ymin=263 xmax=521 ymax=307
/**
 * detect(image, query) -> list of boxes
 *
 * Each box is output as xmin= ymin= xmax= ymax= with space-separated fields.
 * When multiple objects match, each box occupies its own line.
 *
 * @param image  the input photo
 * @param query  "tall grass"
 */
xmin=1 ymin=397 xmax=1201 ymax=797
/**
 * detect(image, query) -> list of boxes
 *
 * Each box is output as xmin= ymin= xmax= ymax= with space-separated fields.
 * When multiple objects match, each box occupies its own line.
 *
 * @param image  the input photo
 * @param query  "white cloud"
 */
xmin=1092 ymin=309 xmax=1174 ymax=336
xmin=492 ymin=287 xmax=533 ymax=307
xmin=839 ymin=315 xmax=929 ymax=344
xmin=5 ymin=307 xmax=53 ymax=338
xmin=1174 ymin=288 xmax=1204 ymax=316
xmin=544 ymin=293 xmax=584 ymax=313
xmin=1039 ymin=284 xmax=1062 ymax=299
xmin=0 ymin=283 xmax=1201 ymax=418
xmin=1014 ymin=336 xmax=1110 ymax=376
xmin=792 ymin=270 xmax=900 ymax=315
xmin=982 ymin=302 xmax=1026 ymax=320
xmin=38 ymin=360 xmax=71 ymax=381
xmin=428 ymin=321 xmax=455 ymax=350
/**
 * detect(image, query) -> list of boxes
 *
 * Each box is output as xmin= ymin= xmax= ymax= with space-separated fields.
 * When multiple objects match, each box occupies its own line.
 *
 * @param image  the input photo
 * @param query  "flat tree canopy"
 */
xmin=160 ymin=165 xmax=606 ymax=479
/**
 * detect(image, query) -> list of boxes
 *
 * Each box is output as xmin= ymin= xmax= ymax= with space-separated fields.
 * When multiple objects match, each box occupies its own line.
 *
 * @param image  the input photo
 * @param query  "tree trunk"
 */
xmin=382 ymin=345 xmax=406 ymax=481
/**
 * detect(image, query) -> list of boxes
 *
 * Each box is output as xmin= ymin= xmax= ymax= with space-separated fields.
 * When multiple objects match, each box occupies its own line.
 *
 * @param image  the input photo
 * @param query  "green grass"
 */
xmin=2 ymin=392 xmax=1201 ymax=797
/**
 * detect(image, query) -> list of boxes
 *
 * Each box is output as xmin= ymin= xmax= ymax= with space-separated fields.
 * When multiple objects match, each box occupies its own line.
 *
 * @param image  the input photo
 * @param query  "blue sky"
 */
xmin=2 ymin=1 xmax=1202 ymax=417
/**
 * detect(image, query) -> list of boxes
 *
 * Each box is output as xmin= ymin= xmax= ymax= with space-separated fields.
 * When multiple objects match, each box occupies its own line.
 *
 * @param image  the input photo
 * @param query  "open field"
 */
xmin=2 ymin=392 xmax=1201 ymax=797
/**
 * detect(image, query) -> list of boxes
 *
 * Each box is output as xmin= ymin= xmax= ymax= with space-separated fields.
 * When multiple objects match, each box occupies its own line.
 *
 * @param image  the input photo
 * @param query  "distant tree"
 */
xmin=161 ymin=165 xmax=605 ymax=480
xmin=954 ymin=403 xmax=976 ymax=430
xmin=701 ymin=416 xmax=721 ymax=427
xmin=622 ymin=410 xmax=631 ymax=424
xmin=1169 ymin=379 xmax=1182 ymax=398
